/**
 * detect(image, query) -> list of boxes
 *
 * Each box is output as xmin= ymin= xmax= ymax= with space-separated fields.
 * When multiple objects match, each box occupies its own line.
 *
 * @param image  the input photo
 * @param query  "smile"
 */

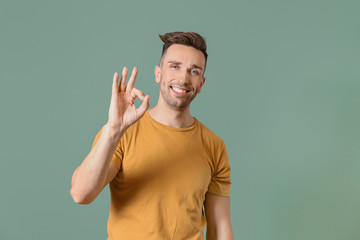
xmin=170 ymin=86 xmax=190 ymax=96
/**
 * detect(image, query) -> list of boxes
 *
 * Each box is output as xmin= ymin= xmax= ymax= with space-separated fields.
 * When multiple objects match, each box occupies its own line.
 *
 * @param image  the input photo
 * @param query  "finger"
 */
xmin=137 ymin=95 xmax=150 ymax=117
xmin=130 ymin=88 xmax=145 ymax=101
xmin=112 ymin=72 xmax=119 ymax=93
xmin=119 ymin=67 xmax=128 ymax=92
xmin=126 ymin=67 xmax=138 ymax=94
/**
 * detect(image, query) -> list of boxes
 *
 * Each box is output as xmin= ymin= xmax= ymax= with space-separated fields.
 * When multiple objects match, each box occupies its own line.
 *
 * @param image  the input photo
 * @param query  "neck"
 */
xmin=148 ymin=98 xmax=195 ymax=128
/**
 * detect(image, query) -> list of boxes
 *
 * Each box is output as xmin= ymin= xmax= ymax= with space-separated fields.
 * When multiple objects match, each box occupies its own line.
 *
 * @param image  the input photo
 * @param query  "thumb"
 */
xmin=137 ymin=95 xmax=150 ymax=117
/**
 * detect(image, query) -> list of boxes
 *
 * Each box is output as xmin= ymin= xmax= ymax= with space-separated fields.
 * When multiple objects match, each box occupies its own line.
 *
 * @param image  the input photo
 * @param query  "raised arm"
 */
xmin=70 ymin=67 xmax=149 ymax=204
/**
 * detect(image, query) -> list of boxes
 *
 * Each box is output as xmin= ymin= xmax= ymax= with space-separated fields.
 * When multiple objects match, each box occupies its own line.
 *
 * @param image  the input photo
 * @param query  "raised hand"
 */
xmin=107 ymin=66 xmax=150 ymax=135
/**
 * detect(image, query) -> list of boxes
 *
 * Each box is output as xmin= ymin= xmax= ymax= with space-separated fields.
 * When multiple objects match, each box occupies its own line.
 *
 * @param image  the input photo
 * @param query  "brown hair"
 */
xmin=159 ymin=31 xmax=208 ymax=70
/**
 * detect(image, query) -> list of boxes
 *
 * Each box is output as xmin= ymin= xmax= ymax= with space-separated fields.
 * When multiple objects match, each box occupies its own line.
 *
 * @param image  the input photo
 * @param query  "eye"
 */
xmin=171 ymin=65 xmax=179 ymax=69
xmin=191 ymin=69 xmax=200 ymax=75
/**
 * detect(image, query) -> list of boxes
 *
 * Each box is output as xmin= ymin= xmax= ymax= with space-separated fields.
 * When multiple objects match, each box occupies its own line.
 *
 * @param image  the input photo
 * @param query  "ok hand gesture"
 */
xmin=107 ymin=67 xmax=150 ymax=135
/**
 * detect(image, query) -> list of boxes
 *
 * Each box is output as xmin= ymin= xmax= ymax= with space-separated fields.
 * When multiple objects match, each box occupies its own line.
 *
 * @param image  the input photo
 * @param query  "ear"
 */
xmin=154 ymin=65 xmax=161 ymax=83
xmin=197 ymin=77 xmax=206 ymax=93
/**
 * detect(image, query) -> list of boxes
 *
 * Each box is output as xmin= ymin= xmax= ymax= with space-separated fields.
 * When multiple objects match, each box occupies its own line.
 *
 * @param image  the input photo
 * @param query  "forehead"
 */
xmin=163 ymin=44 xmax=205 ymax=68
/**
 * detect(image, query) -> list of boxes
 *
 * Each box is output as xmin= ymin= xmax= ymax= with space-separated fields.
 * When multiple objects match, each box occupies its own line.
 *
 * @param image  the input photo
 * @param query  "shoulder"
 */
xmin=197 ymin=119 xmax=226 ymax=151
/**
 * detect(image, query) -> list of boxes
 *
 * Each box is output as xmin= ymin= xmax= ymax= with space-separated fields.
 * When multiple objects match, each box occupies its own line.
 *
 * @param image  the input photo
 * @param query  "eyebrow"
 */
xmin=167 ymin=61 xmax=203 ymax=71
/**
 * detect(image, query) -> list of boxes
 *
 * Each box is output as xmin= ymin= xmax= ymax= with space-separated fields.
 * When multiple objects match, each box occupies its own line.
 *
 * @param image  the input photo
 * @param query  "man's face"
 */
xmin=154 ymin=44 xmax=206 ymax=110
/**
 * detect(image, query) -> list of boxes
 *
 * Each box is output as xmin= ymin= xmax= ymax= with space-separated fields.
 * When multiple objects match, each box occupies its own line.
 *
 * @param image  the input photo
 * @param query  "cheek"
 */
xmin=160 ymin=78 xmax=168 ymax=89
xmin=193 ymin=80 xmax=204 ymax=92
xmin=194 ymin=80 xmax=203 ymax=89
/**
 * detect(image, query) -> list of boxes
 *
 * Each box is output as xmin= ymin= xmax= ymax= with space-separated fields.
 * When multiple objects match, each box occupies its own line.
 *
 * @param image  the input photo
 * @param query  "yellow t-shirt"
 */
xmin=91 ymin=111 xmax=232 ymax=240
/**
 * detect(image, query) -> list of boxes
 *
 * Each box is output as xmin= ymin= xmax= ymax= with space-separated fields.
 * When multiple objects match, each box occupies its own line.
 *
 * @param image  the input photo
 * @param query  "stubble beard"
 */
xmin=159 ymin=79 xmax=198 ymax=110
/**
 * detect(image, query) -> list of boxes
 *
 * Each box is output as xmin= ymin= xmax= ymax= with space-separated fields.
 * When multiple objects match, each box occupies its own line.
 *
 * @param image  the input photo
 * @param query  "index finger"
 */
xmin=125 ymin=67 xmax=138 ymax=94
xmin=112 ymin=72 xmax=119 ymax=91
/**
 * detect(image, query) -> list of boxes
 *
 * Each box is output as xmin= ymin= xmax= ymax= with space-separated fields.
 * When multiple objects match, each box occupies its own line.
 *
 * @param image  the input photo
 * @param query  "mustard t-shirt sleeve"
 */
xmin=207 ymin=142 xmax=232 ymax=197
xmin=91 ymin=125 xmax=123 ymax=170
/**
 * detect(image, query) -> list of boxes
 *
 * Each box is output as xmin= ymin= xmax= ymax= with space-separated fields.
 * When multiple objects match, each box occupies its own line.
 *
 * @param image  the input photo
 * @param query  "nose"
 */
xmin=177 ymin=69 xmax=190 ymax=85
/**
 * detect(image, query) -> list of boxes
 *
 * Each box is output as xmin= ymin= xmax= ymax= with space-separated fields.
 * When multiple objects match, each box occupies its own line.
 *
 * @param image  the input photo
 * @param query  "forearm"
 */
xmin=206 ymin=230 xmax=216 ymax=240
xmin=70 ymin=123 xmax=124 ymax=204
xmin=206 ymin=222 xmax=234 ymax=240
xmin=206 ymin=231 xmax=234 ymax=240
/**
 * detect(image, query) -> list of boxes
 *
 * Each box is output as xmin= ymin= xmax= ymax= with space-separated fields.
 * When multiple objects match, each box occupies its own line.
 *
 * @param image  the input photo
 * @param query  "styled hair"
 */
xmin=159 ymin=32 xmax=208 ymax=70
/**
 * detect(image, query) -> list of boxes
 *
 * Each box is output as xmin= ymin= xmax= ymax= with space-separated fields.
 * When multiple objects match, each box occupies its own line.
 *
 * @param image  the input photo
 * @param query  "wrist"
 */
xmin=104 ymin=122 xmax=126 ymax=143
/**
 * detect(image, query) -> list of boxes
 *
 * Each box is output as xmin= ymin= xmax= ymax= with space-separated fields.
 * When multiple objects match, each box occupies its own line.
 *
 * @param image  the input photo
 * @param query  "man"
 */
xmin=70 ymin=32 xmax=233 ymax=240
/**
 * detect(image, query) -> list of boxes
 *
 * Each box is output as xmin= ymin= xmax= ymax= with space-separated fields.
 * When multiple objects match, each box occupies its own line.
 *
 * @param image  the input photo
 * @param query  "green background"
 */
xmin=1 ymin=0 xmax=359 ymax=239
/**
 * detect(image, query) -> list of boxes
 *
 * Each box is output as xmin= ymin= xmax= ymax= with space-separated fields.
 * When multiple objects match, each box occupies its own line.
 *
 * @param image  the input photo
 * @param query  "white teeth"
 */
xmin=172 ymin=87 xmax=187 ymax=93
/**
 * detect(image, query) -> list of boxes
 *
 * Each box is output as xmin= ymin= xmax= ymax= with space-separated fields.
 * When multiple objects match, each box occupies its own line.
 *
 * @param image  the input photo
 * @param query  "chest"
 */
xmin=118 ymin=131 xmax=213 ymax=198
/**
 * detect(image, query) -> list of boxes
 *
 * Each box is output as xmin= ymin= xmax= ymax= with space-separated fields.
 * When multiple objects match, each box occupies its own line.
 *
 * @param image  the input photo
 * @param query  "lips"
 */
xmin=172 ymin=86 xmax=189 ymax=92
xmin=170 ymin=86 xmax=191 ymax=96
